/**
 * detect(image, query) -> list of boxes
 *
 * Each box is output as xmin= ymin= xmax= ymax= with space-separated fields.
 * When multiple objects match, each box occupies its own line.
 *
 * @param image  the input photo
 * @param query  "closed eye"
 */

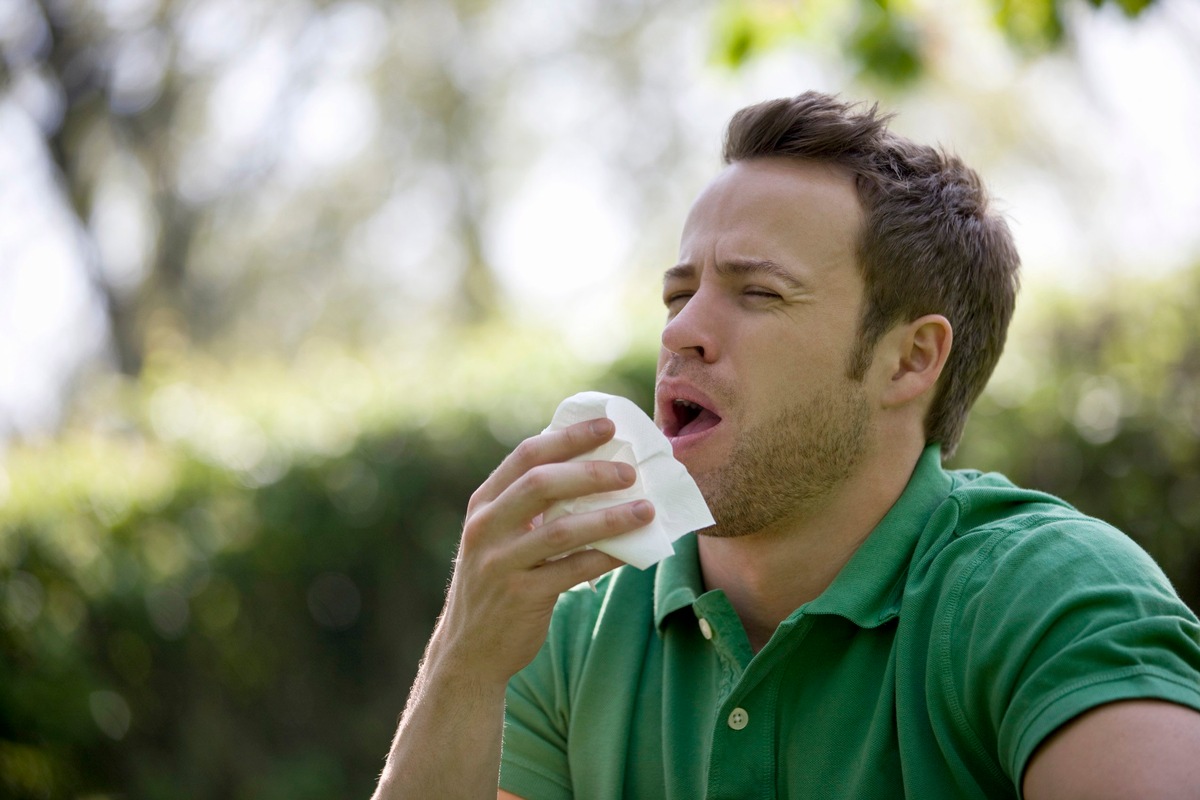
xmin=664 ymin=291 xmax=693 ymax=308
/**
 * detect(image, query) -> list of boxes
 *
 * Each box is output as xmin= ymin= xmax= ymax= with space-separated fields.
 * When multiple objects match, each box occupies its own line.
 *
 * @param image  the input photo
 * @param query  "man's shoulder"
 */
xmin=944 ymin=467 xmax=1082 ymax=524
xmin=911 ymin=470 xmax=1200 ymax=790
xmin=923 ymin=468 xmax=1175 ymax=604
xmin=916 ymin=468 xmax=1193 ymax=635
xmin=941 ymin=467 xmax=1125 ymax=551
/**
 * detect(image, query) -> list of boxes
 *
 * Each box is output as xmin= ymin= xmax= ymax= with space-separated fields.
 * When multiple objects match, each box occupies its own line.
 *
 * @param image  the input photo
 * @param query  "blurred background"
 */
xmin=1 ymin=0 xmax=1198 ymax=795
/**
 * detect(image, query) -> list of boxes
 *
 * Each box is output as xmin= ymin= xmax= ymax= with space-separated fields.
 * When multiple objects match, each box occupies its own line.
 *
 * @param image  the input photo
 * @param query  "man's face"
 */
xmin=654 ymin=157 xmax=875 ymax=536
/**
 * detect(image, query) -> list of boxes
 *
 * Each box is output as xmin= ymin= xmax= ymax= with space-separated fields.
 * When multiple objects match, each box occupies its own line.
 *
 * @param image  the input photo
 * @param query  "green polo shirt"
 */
xmin=499 ymin=447 xmax=1200 ymax=799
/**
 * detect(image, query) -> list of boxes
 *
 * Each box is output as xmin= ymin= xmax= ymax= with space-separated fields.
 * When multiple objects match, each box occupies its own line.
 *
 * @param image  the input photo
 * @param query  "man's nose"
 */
xmin=661 ymin=290 xmax=720 ymax=363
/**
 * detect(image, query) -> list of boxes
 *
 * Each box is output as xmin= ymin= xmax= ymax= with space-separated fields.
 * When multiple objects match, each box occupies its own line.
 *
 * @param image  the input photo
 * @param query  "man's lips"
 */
xmin=656 ymin=381 xmax=723 ymax=440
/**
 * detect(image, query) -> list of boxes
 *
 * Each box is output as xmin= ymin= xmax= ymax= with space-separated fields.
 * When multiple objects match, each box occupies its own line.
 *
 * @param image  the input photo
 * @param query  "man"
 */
xmin=373 ymin=93 xmax=1200 ymax=798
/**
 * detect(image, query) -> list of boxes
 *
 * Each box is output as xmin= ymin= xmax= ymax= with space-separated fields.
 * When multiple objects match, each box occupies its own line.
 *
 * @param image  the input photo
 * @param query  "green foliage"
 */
xmin=1 ymin=418 xmax=510 ymax=797
xmin=712 ymin=0 xmax=1159 ymax=85
xmin=850 ymin=1 xmax=923 ymax=87
xmin=995 ymin=0 xmax=1156 ymax=51
xmin=708 ymin=0 xmax=937 ymax=86
xmin=993 ymin=0 xmax=1068 ymax=51
xmin=711 ymin=1 xmax=810 ymax=69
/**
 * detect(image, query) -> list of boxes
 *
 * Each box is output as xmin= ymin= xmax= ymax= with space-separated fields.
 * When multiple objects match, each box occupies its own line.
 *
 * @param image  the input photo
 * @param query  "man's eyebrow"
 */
xmin=662 ymin=264 xmax=696 ymax=285
xmin=663 ymin=259 xmax=806 ymax=290
xmin=718 ymin=258 xmax=806 ymax=290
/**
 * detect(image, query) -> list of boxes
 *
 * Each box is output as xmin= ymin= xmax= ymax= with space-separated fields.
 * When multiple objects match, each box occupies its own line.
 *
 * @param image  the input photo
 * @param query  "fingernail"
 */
xmin=632 ymin=500 xmax=653 ymax=521
xmin=616 ymin=462 xmax=636 ymax=483
xmin=589 ymin=419 xmax=613 ymax=436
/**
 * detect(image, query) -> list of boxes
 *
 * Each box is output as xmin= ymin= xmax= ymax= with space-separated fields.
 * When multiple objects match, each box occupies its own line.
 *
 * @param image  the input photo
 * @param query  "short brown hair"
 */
xmin=722 ymin=92 xmax=1019 ymax=459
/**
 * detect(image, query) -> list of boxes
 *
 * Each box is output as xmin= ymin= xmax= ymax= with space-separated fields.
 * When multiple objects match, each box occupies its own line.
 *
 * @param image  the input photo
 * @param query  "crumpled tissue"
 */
xmin=542 ymin=391 xmax=714 ymax=569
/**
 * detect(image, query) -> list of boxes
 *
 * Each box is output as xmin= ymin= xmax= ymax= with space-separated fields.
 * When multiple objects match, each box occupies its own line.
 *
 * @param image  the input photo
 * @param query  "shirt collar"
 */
xmin=804 ymin=444 xmax=954 ymax=627
xmin=652 ymin=444 xmax=954 ymax=632
xmin=654 ymin=529 xmax=704 ymax=631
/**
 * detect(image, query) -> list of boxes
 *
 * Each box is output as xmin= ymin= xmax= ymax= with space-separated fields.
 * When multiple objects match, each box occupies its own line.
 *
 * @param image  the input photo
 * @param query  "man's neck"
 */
xmin=697 ymin=441 xmax=924 ymax=653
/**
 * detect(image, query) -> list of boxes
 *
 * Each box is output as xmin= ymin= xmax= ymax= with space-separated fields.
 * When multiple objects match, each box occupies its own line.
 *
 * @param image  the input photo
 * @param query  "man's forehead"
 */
xmin=674 ymin=158 xmax=863 ymax=278
xmin=696 ymin=157 xmax=857 ymax=199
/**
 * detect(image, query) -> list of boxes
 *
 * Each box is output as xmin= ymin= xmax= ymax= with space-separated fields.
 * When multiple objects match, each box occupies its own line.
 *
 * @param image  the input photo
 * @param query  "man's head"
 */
xmin=722 ymin=92 xmax=1019 ymax=459
xmin=657 ymin=157 xmax=876 ymax=535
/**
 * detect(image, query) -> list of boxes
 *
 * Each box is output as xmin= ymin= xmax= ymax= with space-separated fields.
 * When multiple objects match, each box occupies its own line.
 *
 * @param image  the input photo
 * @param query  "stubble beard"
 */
xmin=695 ymin=380 xmax=872 ymax=539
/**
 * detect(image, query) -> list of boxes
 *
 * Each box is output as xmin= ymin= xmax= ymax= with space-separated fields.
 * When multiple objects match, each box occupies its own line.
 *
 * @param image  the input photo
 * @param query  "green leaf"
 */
xmin=852 ymin=3 xmax=923 ymax=87
xmin=994 ymin=0 xmax=1066 ymax=51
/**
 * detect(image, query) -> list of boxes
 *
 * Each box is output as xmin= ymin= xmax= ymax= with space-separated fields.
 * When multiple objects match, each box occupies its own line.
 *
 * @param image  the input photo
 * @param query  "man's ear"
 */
xmin=879 ymin=314 xmax=952 ymax=409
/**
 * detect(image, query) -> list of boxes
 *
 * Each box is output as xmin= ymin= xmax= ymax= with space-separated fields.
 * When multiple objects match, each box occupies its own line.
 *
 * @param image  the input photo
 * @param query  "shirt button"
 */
xmin=697 ymin=617 xmax=713 ymax=640
xmin=727 ymin=707 xmax=749 ymax=730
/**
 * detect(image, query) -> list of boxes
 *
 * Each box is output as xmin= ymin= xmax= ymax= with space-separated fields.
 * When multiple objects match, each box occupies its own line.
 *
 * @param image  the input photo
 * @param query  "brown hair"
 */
xmin=722 ymin=92 xmax=1020 ymax=459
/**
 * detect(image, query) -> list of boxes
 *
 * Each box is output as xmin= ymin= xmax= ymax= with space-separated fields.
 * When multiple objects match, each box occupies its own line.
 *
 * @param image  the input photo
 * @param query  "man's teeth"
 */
xmin=674 ymin=399 xmax=700 ymax=411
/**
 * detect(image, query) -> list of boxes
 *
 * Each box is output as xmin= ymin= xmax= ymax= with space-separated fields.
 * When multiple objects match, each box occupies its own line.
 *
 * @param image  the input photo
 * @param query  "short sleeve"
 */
xmin=500 ymin=581 xmax=608 ymax=800
xmin=939 ymin=514 xmax=1200 ymax=788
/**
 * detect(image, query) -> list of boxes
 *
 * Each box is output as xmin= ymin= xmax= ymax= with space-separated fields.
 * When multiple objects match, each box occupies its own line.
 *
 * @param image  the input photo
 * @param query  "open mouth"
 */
xmin=666 ymin=398 xmax=722 ymax=438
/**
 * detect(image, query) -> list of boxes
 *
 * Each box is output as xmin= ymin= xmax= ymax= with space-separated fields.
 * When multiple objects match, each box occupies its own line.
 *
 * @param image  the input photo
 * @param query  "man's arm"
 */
xmin=1022 ymin=699 xmax=1200 ymax=799
xmin=371 ymin=418 xmax=653 ymax=799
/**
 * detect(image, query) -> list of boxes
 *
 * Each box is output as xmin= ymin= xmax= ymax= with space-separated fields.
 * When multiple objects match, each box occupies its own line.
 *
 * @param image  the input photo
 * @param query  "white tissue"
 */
xmin=542 ymin=391 xmax=715 ymax=569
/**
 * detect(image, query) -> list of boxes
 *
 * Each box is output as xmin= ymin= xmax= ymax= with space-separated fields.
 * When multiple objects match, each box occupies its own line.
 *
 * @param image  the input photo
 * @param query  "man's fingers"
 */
xmin=519 ymin=499 xmax=655 ymax=565
xmin=468 ymin=418 xmax=616 ymax=511
xmin=482 ymin=458 xmax=637 ymax=537
xmin=534 ymin=547 xmax=625 ymax=591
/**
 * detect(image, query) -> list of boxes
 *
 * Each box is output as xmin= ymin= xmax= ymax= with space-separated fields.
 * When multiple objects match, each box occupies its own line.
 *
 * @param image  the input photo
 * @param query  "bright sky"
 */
xmin=1 ymin=0 xmax=1198 ymax=442
xmin=0 ymin=100 xmax=109 ymax=440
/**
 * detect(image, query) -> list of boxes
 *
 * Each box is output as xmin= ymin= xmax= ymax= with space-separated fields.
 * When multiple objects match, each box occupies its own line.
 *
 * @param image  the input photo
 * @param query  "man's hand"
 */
xmin=433 ymin=416 xmax=652 ymax=684
xmin=373 ymin=417 xmax=655 ymax=799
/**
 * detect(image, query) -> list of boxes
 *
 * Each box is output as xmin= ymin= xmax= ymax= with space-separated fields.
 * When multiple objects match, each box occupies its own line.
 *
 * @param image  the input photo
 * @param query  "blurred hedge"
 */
xmin=0 ymin=343 xmax=654 ymax=799
xmin=0 ymin=417 xmax=506 ymax=798
xmin=952 ymin=267 xmax=1200 ymax=612
xmin=2 ymin=267 xmax=1199 ymax=797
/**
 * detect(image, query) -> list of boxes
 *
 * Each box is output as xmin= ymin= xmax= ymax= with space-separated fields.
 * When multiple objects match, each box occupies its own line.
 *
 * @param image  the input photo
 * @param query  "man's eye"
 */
xmin=664 ymin=292 xmax=693 ymax=307
xmin=744 ymin=288 xmax=780 ymax=299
